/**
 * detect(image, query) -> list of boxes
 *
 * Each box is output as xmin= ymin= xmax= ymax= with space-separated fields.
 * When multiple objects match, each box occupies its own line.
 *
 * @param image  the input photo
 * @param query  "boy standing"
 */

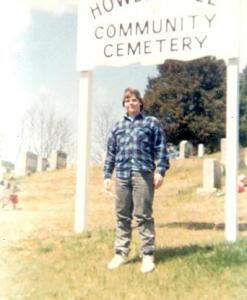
xmin=104 ymin=88 xmax=169 ymax=273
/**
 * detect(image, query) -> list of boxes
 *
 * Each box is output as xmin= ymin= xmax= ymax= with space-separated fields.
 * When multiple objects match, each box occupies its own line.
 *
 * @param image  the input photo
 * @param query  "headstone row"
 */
xmin=178 ymin=140 xmax=204 ymax=159
xmin=197 ymin=138 xmax=247 ymax=194
xmin=16 ymin=150 xmax=67 ymax=176
xmin=178 ymin=139 xmax=247 ymax=164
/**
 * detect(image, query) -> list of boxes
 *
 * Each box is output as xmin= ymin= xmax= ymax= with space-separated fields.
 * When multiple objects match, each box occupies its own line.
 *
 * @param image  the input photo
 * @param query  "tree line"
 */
xmin=144 ymin=56 xmax=247 ymax=153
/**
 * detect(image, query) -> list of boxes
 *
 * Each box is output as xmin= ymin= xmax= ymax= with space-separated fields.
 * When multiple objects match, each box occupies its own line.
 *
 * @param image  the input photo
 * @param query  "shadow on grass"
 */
xmin=154 ymin=244 xmax=214 ymax=264
xmin=157 ymin=222 xmax=247 ymax=231
xmin=127 ymin=244 xmax=214 ymax=265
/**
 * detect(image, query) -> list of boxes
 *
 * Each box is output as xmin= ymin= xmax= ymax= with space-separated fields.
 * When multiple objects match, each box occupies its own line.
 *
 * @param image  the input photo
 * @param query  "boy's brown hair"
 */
xmin=122 ymin=88 xmax=144 ymax=111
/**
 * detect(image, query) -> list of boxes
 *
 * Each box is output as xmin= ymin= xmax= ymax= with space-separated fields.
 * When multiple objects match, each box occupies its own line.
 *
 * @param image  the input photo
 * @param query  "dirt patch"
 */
xmin=0 ymin=198 xmax=72 ymax=298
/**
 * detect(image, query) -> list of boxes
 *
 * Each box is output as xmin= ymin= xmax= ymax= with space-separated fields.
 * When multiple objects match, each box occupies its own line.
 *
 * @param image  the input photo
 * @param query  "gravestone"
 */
xmin=198 ymin=144 xmax=204 ymax=158
xmin=197 ymin=158 xmax=221 ymax=194
xmin=239 ymin=146 xmax=247 ymax=167
xmin=37 ymin=156 xmax=49 ymax=172
xmin=16 ymin=152 xmax=38 ymax=176
xmin=179 ymin=140 xmax=193 ymax=159
xmin=49 ymin=150 xmax=67 ymax=170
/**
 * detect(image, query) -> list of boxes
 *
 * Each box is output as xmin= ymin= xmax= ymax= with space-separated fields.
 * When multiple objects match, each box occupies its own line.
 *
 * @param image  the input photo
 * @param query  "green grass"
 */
xmin=1 ymin=154 xmax=247 ymax=300
xmin=4 ymin=228 xmax=247 ymax=300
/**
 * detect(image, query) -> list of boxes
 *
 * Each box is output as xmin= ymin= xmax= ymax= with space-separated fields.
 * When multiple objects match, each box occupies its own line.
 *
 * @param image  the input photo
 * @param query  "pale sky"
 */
xmin=0 ymin=0 xmax=246 ymax=163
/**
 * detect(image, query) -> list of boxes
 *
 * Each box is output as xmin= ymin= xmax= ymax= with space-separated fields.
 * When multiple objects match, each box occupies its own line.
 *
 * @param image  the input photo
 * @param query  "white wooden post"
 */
xmin=74 ymin=71 xmax=93 ymax=233
xmin=225 ymin=58 xmax=239 ymax=242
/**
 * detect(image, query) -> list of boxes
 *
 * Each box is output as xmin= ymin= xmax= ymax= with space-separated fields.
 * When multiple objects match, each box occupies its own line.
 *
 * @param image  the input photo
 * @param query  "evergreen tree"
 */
xmin=144 ymin=56 xmax=226 ymax=152
xmin=239 ymin=65 xmax=247 ymax=146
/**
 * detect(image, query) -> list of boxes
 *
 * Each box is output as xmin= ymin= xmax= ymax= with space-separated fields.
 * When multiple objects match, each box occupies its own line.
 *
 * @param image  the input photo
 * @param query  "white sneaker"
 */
xmin=141 ymin=255 xmax=155 ymax=273
xmin=107 ymin=254 xmax=127 ymax=270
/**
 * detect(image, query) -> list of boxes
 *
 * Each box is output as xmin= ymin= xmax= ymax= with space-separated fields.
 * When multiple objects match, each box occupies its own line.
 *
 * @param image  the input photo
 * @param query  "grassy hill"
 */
xmin=1 ymin=154 xmax=247 ymax=300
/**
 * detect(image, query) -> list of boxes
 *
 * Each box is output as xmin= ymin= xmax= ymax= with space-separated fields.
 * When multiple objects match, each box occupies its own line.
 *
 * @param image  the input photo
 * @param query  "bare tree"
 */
xmin=19 ymin=97 xmax=76 ymax=162
xmin=91 ymin=101 xmax=120 ymax=162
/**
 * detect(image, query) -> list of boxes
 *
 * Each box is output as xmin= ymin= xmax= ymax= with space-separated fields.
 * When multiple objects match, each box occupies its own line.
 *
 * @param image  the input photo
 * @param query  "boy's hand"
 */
xmin=154 ymin=173 xmax=164 ymax=189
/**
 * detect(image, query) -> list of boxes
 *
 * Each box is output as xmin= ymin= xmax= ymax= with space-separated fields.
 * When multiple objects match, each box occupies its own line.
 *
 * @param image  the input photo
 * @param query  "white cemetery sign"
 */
xmin=76 ymin=0 xmax=240 ymax=241
xmin=77 ymin=0 xmax=239 ymax=70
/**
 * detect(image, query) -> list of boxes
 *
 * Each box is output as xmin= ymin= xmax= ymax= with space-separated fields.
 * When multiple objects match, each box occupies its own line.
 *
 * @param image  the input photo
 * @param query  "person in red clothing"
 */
xmin=0 ymin=177 xmax=19 ymax=209
xmin=8 ymin=178 xmax=19 ymax=209
xmin=9 ymin=194 xmax=18 ymax=209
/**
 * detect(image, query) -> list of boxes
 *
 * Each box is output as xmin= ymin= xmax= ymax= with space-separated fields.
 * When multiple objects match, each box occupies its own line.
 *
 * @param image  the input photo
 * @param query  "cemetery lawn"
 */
xmin=1 ymin=152 xmax=247 ymax=300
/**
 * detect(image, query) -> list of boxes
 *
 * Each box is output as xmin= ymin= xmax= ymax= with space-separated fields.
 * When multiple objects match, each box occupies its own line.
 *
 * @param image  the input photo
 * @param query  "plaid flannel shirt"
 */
xmin=104 ymin=113 xmax=169 ymax=179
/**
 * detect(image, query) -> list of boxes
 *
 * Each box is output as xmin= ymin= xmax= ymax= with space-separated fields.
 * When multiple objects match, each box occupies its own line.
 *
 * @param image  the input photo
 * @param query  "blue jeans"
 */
xmin=114 ymin=172 xmax=155 ymax=256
